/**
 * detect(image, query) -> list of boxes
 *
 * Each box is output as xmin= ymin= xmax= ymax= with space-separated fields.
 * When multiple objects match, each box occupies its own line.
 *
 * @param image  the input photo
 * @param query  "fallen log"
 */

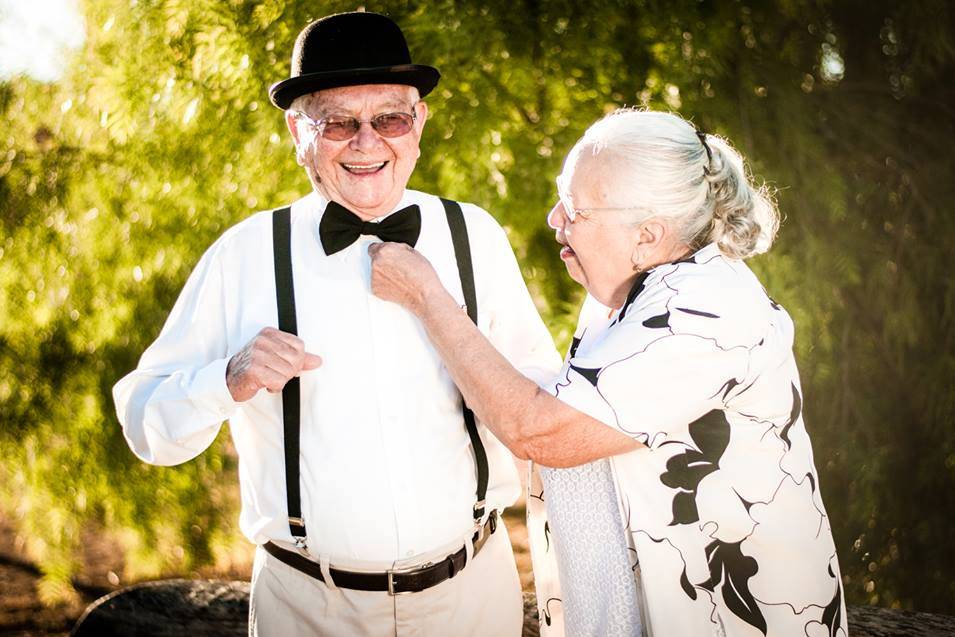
xmin=71 ymin=580 xmax=955 ymax=636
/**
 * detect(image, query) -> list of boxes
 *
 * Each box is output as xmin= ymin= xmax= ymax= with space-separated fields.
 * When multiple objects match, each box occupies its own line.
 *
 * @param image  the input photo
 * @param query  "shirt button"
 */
xmin=406 ymin=550 xmax=414 ymax=557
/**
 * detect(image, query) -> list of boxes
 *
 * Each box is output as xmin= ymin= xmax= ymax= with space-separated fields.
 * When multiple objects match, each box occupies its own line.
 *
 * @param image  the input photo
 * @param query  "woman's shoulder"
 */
xmin=619 ymin=244 xmax=787 ymax=350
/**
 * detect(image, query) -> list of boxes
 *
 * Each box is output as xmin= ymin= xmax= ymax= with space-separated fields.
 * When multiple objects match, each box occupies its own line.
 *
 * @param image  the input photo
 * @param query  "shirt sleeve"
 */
xmin=467 ymin=206 xmax=562 ymax=386
xmin=112 ymin=239 xmax=238 ymax=466
xmin=546 ymin=279 xmax=753 ymax=448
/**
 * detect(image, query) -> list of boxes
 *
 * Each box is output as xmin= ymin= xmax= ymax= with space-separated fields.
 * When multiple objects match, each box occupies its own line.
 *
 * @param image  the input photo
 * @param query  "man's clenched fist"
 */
xmin=226 ymin=327 xmax=322 ymax=402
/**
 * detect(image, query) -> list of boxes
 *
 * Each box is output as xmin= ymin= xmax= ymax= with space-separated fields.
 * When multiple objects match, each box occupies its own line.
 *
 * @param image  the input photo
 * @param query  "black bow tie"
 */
xmin=319 ymin=201 xmax=422 ymax=256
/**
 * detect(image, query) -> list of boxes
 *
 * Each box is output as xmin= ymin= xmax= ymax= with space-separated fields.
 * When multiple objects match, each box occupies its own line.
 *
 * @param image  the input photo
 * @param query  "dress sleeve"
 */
xmin=112 ymin=239 xmax=239 ymax=466
xmin=547 ymin=273 xmax=754 ymax=448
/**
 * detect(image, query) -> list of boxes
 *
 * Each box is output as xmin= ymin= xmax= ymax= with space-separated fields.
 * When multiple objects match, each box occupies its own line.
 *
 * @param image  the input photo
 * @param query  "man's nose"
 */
xmin=349 ymin=120 xmax=383 ymax=151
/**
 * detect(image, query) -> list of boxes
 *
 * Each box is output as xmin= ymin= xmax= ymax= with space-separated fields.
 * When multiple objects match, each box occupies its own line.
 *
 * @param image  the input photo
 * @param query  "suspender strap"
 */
xmin=440 ymin=198 xmax=489 ymax=523
xmin=272 ymin=207 xmax=307 ymax=542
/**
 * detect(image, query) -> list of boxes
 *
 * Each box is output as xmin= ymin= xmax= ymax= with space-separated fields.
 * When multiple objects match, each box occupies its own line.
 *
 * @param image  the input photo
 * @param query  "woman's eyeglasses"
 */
xmin=555 ymin=174 xmax=644 ymax=222
xmin=294 ymin=110 xmax=417 ymax=141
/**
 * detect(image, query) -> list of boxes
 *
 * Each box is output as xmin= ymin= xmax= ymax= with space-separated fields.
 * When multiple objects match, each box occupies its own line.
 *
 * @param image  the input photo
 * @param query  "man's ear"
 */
xmin=285 ymin=111 xmax=300 ymax=145
xmin=285 ymin=111 xmax=305 ymax=165
xmin=411 ymin=101 xmax=428 ymax=160
xmin=414 ymin=100 xmax=428 ymax=136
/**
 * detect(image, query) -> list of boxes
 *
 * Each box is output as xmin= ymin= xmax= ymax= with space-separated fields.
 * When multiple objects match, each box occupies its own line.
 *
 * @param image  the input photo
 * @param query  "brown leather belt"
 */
xmin=263 ymin=510 xmax=498 ymax=595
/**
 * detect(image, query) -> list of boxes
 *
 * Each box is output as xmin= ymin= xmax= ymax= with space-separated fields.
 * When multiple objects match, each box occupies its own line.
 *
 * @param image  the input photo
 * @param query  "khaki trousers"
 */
xmin=249 ymin=521 xmax=523 ymax=637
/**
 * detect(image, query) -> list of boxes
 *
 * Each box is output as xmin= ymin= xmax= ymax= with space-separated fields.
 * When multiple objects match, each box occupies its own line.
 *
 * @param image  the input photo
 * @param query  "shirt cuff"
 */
xmin=190 ymin=357 xmax=240 ymax=420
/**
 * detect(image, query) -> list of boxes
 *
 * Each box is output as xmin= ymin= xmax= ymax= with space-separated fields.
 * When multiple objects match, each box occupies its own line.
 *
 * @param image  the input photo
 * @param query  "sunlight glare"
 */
xmin=0 ymin=0 xmax=85 ymax=82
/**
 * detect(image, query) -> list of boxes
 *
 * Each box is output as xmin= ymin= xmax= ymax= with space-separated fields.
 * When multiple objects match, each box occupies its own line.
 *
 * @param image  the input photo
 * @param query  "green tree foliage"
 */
xmin=1 ymin=0 xmax=953 ymax=613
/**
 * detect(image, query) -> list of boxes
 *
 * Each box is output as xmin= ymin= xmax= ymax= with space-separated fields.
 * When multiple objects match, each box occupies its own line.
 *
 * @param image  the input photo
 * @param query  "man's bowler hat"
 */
xmin=268 ymin=11 xmax=440 ymax=110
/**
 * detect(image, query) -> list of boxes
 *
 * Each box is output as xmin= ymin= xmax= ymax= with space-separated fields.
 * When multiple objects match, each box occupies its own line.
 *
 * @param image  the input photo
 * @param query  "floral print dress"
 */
xmin=529 ymin=243 xmax=847 ymax=637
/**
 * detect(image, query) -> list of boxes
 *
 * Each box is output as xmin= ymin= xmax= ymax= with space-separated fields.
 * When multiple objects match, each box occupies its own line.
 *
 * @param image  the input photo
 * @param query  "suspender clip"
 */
xmin=289 ymin=516 xmax=307 ymax=548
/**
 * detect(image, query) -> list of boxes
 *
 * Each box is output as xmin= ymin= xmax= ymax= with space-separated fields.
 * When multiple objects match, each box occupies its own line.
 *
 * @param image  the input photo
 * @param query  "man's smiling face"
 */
xmin=286 ymin=84 xmax=428 ymax=220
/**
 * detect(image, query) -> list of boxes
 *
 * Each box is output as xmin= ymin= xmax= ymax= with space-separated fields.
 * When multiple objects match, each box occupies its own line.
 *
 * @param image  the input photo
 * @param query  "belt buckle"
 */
xmin=386 ymin=562 xmax=428 ymax=596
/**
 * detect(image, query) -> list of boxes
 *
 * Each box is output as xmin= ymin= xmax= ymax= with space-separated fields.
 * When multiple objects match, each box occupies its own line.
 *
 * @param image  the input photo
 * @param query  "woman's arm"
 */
xmin=369 ymin=242 xmax=641 ymax=468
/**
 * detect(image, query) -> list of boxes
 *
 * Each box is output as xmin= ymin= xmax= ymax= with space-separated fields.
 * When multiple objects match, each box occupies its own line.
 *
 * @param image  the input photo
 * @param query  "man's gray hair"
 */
xmin=287 ymin=92 xmax=321 ymax=116
xmin=286 ymin=85 xmax=422 ymax=117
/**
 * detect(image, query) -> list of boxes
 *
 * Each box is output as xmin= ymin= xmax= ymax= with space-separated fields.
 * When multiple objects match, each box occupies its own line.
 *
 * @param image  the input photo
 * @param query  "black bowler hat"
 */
xmin=268 ymin=11 xmax=440 ymax=110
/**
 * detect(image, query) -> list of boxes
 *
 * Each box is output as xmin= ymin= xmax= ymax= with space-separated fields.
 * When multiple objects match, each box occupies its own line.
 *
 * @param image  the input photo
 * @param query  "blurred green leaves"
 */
xmin=1 ymin=0 xmax=953 ymax=614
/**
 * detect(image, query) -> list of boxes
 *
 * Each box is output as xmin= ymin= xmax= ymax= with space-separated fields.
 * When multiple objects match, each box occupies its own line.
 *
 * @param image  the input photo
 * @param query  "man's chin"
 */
xmin=316 ymin=185 xmax=400 ymax=218
xmin=339 ymin=195 xmax=399 ymax=219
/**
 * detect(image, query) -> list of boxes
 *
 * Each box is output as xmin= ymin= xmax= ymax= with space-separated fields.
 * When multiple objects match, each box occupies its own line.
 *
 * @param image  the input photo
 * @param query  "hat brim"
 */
xmin=269 ymin=64 xmax=440 ymax=109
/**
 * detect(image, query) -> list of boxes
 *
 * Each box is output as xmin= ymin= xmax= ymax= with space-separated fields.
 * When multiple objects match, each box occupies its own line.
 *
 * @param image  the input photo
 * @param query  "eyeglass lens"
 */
xmin=554 ymin=175 xmax=576 ymax=221
xmin=321 ymin=112 xmax=415 ymax=141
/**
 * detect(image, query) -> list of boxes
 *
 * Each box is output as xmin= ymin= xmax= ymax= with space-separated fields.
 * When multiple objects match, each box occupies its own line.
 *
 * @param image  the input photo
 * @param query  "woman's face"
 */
xmin=547 ymin=148 xmax=642 ymax=308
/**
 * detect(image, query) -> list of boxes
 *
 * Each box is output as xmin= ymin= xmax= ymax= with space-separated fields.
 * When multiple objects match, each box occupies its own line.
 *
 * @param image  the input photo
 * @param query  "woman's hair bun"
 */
xmin=700 ymin=135 xmax=779 ymax=259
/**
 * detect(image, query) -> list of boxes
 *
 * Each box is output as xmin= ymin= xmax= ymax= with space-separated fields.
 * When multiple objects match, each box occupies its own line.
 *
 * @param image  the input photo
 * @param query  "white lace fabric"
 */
xmin=541 ymin=459 xmax=642 ymax=637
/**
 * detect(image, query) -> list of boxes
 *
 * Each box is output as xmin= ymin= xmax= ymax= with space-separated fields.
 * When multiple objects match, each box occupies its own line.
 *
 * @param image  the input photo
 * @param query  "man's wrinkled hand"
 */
xmin=226 ymin=327 xmax=322 ymax=402
xmin=368 ymin=242 xmax=443 ymax=314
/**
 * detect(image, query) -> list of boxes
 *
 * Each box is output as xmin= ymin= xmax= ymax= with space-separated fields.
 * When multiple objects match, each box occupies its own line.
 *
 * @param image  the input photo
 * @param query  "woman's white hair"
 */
xmin=575 ymin=109 xmax=779 ymax=259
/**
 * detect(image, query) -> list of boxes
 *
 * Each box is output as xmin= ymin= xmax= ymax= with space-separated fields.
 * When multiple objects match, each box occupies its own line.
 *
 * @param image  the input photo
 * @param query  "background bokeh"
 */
xmin=1 ymin=0 xmax=953 ymax=617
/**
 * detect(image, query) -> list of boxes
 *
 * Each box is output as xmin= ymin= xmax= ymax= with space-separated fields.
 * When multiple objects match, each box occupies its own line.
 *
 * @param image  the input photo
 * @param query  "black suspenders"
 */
xmin=270 ymin=200 xmax=490 ymax=546
xmin=271 ymin=207 xmax=307 ymax=542
xmin=440 ymin=198 xmax=489 ymax=524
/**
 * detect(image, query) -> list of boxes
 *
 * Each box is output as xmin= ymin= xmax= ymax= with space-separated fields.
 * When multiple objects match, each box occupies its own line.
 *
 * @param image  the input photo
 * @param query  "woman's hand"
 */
xmin=368 ymin=242 xmax=445 ymax=315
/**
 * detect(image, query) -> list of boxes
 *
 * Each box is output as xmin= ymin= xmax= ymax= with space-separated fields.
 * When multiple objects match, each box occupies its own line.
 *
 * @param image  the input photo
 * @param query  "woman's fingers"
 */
xmin=368 ymin=242 xmax=438 ymax=312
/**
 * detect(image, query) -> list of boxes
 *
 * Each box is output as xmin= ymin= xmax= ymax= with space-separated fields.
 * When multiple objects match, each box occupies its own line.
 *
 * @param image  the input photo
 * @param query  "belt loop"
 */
xmin=446 ymin=553 xmax=459 ymax=579
xmin=464 ymin=532 xmax=475 ymax=566
xmin=319 ymin=554 xmax=338 ymax=591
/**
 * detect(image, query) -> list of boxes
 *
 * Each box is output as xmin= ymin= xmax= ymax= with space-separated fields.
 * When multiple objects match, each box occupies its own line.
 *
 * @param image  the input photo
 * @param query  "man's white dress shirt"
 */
xmin=113 ymin=189 xmax=561 ymax=565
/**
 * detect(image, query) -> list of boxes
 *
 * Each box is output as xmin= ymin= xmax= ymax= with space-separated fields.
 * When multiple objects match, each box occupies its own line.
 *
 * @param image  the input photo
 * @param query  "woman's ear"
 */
xmin=631 ymin=218 xmax=668 ymax=271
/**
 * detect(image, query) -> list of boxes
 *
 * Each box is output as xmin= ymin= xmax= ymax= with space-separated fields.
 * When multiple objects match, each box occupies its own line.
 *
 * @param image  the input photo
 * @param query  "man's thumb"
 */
xmin=302 ymin=352 xmax=323 ymax=371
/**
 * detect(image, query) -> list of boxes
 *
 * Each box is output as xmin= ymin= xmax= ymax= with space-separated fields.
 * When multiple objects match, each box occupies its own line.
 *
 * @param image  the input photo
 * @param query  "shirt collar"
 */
xmin=677 ymin=241 xmax=721 ymax=265
xmin=615 ymin=242 xmax=722 ymax=322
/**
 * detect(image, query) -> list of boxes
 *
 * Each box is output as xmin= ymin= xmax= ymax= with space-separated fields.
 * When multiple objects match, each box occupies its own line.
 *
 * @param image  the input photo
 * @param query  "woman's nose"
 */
xmin=546 ymin=201 xmax=567 ymax=230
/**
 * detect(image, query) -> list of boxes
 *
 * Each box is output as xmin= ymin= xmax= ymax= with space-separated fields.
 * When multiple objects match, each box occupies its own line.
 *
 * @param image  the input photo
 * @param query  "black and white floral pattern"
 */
xmin=529 ymin=243 xmax=846 ymax=637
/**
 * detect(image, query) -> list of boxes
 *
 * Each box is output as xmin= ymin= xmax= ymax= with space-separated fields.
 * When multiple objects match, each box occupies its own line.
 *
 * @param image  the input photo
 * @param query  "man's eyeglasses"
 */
xmin=294 ymin=110 xmax=417 ymax=141
xmin=555 ymin=174 xmax=644 ymax=222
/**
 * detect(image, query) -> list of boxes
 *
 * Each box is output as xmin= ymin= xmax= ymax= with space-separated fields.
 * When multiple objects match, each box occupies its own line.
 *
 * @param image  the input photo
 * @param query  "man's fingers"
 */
xmin=258 ymin=367 xmax=291 ymax=393
xmin=265 ymin=338 xmax=305 ymax=370
xmin=230 ymin=329 xmax=319 ymax=401
xmin=261 ymin=354 xmax=298 ymax=380
xmin=264 ymin=329 xmax=306 ymax=353
xmin=302 ymin=353 xmax=323 ymax=371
